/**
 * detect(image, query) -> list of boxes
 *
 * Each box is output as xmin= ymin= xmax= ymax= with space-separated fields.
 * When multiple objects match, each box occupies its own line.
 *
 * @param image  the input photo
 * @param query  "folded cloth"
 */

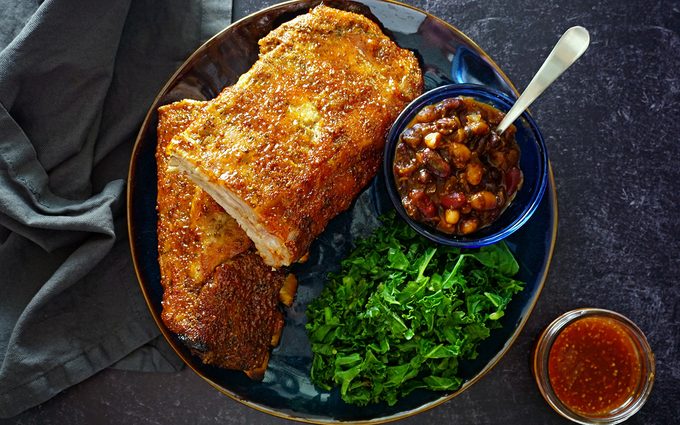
xmin=0 ymin=0 xmax=232 ymax=417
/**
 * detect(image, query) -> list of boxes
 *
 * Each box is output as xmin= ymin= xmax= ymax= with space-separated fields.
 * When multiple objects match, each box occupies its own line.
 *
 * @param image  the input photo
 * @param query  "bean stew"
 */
xmin=393 ymin=96 xmax=523 ymax=235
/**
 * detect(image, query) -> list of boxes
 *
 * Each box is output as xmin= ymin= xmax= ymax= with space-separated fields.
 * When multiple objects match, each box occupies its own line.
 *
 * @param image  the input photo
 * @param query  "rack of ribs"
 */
xmin=156 ymin=99 xmax=297 ymax=379
xmin=167 ymin=5 xmax=423 ymax=267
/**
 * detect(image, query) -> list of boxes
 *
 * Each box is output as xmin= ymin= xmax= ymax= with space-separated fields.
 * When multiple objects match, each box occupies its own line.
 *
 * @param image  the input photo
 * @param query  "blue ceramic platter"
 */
xmin=128 ymin=0 xmax=557 ymax=423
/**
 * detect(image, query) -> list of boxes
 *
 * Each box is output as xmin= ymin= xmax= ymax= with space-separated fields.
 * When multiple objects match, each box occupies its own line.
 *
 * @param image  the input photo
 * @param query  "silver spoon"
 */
xmin=496 ymin=26 xmax=591 ymax=135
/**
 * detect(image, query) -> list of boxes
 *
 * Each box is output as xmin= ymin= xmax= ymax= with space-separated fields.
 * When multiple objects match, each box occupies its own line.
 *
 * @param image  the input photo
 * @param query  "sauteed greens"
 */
xmin=306 ymin=213 xmax=524 ymax=406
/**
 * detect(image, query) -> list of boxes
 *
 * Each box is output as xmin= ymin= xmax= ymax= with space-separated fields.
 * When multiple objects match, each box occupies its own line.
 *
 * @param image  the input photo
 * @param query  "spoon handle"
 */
xmin=496 ymin=26 xmax=590 ymax=134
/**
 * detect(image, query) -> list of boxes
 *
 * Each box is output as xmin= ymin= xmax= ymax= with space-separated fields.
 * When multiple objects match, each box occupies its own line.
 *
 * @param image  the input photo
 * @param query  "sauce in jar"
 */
xmin=548 ymin=316 xmax=642 ymax=417
xmin=393 ymin=96 xmax=522 ymax=235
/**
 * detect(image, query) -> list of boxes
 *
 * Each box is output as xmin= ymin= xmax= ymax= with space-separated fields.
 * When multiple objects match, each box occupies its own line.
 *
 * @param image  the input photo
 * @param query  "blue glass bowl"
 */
xmin=384 ymin=84 xmax=549 ymax=248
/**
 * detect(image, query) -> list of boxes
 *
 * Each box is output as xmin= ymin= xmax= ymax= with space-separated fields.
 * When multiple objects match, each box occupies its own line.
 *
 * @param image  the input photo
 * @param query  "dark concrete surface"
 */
xmin=4 ymin=0 xmax=679 ymax=423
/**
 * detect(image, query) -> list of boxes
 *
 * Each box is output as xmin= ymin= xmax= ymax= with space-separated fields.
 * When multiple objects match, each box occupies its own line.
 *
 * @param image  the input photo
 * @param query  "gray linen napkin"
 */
xmin=0 ymin=0 xmax=232 ymax=417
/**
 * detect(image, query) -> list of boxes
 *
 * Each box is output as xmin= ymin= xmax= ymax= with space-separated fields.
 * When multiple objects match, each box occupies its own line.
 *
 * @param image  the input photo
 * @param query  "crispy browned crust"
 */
xmin=191 ymin=253 xmax=286 ymax=371
xmin=168 ymin=5 xmax=423 ymax=267
xmin=156 ymin=100 xmax=291 ymax=375
xmin=156 ymin=99 xmax=252 ymax=335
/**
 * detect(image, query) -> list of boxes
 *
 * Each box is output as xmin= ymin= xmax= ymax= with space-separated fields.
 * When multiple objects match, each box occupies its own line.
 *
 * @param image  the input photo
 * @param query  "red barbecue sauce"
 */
xmin=548 ymin=316 xmax=641 ymax=416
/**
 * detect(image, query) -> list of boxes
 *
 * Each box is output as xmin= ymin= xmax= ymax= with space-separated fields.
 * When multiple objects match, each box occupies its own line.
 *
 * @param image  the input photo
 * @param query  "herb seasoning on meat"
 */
xmin=393 ymin=97 xmax=523 ymax=235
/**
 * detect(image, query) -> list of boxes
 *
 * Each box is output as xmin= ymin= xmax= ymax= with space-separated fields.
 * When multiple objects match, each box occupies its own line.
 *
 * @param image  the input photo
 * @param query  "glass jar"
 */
xmin=532 ymin=308 xmax=655 ymax=424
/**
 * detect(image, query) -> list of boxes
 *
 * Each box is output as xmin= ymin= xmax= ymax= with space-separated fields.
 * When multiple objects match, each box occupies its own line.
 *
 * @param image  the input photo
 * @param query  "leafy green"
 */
xmin=305 ymin=212 xmax=525 ymax=406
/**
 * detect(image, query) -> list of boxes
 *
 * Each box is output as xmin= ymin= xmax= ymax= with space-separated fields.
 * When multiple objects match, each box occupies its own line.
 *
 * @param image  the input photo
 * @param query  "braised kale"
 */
xmin=306 ymin=213 xmax=524 ymax=406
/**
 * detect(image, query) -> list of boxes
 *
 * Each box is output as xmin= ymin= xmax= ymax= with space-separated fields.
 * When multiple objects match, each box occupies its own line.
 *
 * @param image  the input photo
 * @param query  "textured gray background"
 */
xmin=4 ymin=0 xmax=679 ymax=423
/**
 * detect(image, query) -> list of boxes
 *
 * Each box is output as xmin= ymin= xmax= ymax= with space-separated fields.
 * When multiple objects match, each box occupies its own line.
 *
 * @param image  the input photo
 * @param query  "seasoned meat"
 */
xmin=168 ymin=5 xmax=423 ymax=267
xmin=156 ymin=100 xmax=297 ymax=377
xmin=156 ymin=100 xmax=252 ymax=301
xmin=192 ymin=253 xmax=287 ymax=376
